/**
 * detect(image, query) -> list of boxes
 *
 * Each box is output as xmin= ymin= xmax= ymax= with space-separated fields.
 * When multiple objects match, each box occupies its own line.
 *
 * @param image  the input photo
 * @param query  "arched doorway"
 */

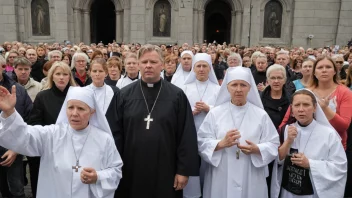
xmin=90 ymin=0 xmax=116 ymax=44
xmin=204 ymin=0 xmax=231 ymax=44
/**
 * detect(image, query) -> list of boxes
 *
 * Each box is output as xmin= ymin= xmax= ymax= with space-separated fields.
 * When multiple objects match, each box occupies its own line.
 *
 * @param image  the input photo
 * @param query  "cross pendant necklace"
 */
xmin=70 ymin=126 xmax=91 ymax=173
xmin=72 ymin=160 xmax=81 ymax=172
xmin=144 ymin=114 xmax=154 ymax=130
xmin=140 ymin=80 xmax=163 ymax=130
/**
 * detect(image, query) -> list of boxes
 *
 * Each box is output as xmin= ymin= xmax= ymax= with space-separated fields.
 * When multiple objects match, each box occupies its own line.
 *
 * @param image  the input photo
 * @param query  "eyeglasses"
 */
xmin=8 ymin=56 xmax=17 ymax=59
xmin=269 ymin=76 xmax=284 ymax=81
xmin=335 ymin=61 xmax=343 ymax=64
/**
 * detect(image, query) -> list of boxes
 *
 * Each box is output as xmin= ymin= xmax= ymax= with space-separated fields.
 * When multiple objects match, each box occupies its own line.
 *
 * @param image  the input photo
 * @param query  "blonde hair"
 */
xmin=45 ymin=61 xmax=77 ymax=90
xmin=137 ymin=44 xmax=163 ymax=63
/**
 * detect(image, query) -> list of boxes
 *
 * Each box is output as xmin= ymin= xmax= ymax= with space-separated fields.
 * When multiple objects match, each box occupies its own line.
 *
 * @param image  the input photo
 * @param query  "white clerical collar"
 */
xmin=196 ymin=79 xmax=209 ymax=85
xmin=90 ymin=83 xmax=106 ymax=90
xmin=297 ymin=119 xmax=317 ymax=132
xmin=230 ymin=100 xmax=249 ymax=110
xmin=69 ymin=124 xmax=91 ymax=136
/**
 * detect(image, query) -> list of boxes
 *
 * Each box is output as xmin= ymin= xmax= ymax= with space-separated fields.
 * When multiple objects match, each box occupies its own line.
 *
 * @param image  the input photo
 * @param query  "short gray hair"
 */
xmin=48 ymin=50 xmax=63 ymax=61
xmin=228 ymin=53 xmax=242 ymax=66
xmin=251 ymin=51 xmax=262 ymax=64
xmin=266 ymin=64 xmax=287 ymax=80
xmin=13 ymin=56 xmax=32 ymax=68
xmin=71 ymin=52 xmax=89 ymax=70
xmin=276 ymin=50 xmax=289 ymax=58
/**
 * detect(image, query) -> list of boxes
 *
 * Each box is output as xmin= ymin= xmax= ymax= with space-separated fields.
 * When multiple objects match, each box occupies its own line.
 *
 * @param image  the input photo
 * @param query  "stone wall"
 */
xmin=0 ymin=0 xmax=18 ymax=42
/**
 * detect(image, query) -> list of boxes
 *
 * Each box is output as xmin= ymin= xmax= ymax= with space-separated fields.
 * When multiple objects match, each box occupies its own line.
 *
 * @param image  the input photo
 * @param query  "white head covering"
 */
xmin=171 ymin=50 xmax=194 ymax=84
xmin=295 ymin=89 xmax=341 ymax=139
xmin=56 ymin=87 xmax=112 ymax=135
xmin=215 ymin=66 xmax=263 ymax=109
xmin=184 ymin=53 xmax=219 ymax=85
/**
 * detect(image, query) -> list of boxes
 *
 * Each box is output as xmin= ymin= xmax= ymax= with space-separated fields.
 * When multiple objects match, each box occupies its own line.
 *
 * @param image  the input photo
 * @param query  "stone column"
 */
xmin=123 ymin=8 xmax=131 ymax=43
xmin=115 ymin=10 xmax=123 ymax=43
xmin=198 ymin=9 xmax=205 ymax=44
xmin=82 ymin=10 xmax=90 ymax=44
xmin=231 ymin=11 xmax=236 ymax=44
xmin=193 ymin=9 xmax=198 ymax=44
xmin=73 ymin=8 xmax=82 ymax=44
xmin=235 ymin=10 xmax=243 ymax=44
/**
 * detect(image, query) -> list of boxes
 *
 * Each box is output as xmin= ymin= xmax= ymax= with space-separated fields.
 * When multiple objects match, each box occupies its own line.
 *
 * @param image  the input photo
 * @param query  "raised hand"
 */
xmin=287 ymin=125 xmax=298 ymax=144
xmin=0 ymin=85 xmax=16 ymax=117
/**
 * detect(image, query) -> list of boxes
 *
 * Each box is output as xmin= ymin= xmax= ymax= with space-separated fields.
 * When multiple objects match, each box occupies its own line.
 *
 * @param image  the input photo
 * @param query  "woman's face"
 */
xmin=74 ymin=56 xmax=87 ymax=72
xmin=301 ymin=61 xmax=313 ymax=78
xmin=255 ymin=57 xmax=268 ymax=72
xmin=314 ymin=58 xmax=336 ymax=83
xmin=291 ymin=94 xmax=316 ymax=125
xmin=267 ymin=70 xmax=286 ymax=92
xmin=90 ymin=63 xmax=107 ymax=86
xmin=164 ymin=60 xmax=177 ymax=75
xmin=7 ymin=53 xmax=18 ymax=64
xmin=334 ymin=57 xmax=344 ymax=71
xmin=227 ymin=80 xmax=250 ymax=105
xmin=37 ymin=48 xmax=45 ymax=57
xmin=107 ymin=63 xmax=121 ymax=80
xmin=67 ymin=99 xmax=94 ymax=130
xmin=62 ymin=56 xmax=70 ymax=65
xmin=227 ymin=56 xmax=240 ymax=67
xmin=53 ymin=67 xmax=70 ymax=91
xmin=125 ymin=58 xmax=138 ymax=75
xmin=348 ymin=54 xmax=352 ymax=64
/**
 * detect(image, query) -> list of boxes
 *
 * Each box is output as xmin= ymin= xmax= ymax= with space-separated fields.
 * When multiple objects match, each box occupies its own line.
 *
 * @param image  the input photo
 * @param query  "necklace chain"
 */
xmin=140 ymin=80 xmax=163 ymax=115
xmin=195 ymin=80 xmax=209 ymax=101
xmin=71 ymin=126 xmax=92 ymax=166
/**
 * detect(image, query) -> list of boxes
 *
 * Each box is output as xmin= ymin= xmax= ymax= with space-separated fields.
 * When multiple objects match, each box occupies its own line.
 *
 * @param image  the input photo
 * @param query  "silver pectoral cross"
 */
xmin=72 ymin=160 xmax=81 ymax=172
xmin=144 ymin=114 xmax=153 ymax=130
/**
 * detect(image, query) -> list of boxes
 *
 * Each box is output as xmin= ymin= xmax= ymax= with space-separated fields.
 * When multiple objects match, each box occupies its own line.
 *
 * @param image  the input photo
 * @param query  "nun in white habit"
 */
xmin=0 ymin=86 xmax=123 ymax=198
xmin=270 ymin=89 xmax=347 ymax=198
xmin=197 ymin=67 xmax=280 ymax=198
xmin=171 ymin=50 xmax=194 ymax=89
xmin=183 ymin=53 xmax=220 ymax=198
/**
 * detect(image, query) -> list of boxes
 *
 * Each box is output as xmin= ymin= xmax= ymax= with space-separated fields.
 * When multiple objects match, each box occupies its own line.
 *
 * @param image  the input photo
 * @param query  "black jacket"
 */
xmin=214 ymin=61 xmax=228 ymax=80
xmin=31 ymin=60 xmax=46 ymax=82
xmin=28 ymin=84 xmax=69 ymax=126
xmin=0 ymin=73 xmax=32 ymax=154
xmin=261 ymin=86 xmax=291 ymax=129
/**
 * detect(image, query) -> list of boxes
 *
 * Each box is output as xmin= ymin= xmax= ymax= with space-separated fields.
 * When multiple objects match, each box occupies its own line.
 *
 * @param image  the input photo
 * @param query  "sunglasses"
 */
xmin=335 ymin=61 xmax=343 ymax=64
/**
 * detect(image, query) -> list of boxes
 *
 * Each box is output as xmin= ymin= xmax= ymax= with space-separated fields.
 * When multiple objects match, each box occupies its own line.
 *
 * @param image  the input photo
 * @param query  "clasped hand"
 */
xmin=193 ymin=101 xmax=210 ymax=115
xmin=237 ymin=140 xmax=260 ymax=155
xmin=80 ymin=167 xmax=98 ymax=184
xmin=216 ymin=129 xmax=241 ymax=150
xmin=291 ymin=153 xmax=310 ymax=169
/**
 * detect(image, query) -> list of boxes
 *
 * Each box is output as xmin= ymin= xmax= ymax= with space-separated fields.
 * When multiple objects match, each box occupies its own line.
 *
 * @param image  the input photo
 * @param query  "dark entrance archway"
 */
xmin=90 ymin=0 xmax=116 ymax=44
xmin=204 ymin=0 xmax=231 ymax=44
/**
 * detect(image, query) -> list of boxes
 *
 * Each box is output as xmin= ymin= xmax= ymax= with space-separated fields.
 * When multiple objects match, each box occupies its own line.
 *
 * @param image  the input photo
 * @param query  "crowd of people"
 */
xmin=0 ymin=40 xmax=351 ymax=198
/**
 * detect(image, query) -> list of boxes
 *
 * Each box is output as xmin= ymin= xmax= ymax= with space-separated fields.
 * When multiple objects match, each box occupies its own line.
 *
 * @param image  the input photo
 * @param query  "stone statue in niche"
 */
xmin=263 ymin=1 xmax=282 ymax=38
xmin=153 ymin=0 xmax=171 ymax=37
xmin=31 ymin=0 xmax=50 ymax=36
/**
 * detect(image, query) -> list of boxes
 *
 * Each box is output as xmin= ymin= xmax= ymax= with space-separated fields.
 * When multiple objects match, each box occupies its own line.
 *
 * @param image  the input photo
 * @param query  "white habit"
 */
xmin=198 ymin=101 xmax=279 ymax=198
xmin=116 ymin=75 xmax=138 ymax=89
xmin=0 ymin=112 xmax=123 ymax=198
xmin=197 ymin=67 xmax=279 ymax=198
xmin=86 ymin=83 xmax=114 ymax=114
xmin=171 ymin=50 xmax=194 ymax=90
xmin=183 ymin=53 xmax=220 ymax=198
xmin=271 ymin=121 xmax=347 ymax=198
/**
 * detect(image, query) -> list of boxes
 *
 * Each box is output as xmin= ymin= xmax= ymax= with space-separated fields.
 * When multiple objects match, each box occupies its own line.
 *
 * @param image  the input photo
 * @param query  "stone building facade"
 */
xmin=0 ymin=0 xmax=352 ymax=48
